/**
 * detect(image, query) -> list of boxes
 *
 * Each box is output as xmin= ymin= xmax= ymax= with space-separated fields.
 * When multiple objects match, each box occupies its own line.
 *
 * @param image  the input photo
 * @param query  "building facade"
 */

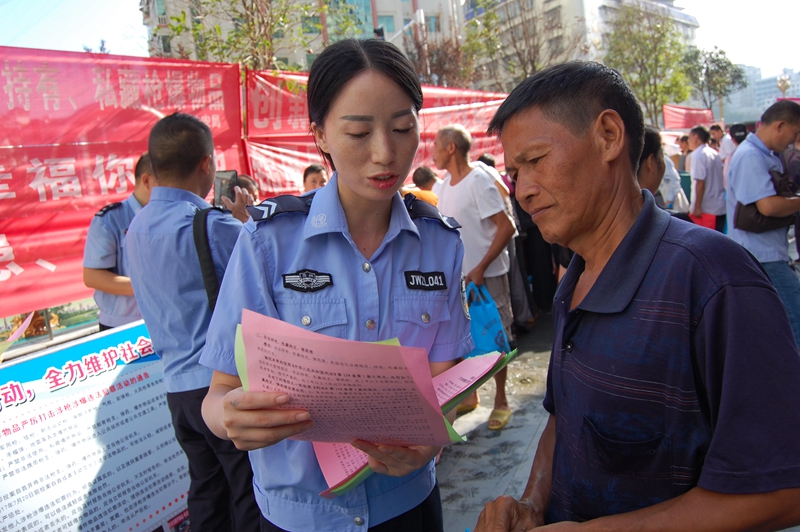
xmin=721 ymin=67 xmax=800 ymax=123
xmin=462 ymin=0 xmax=697 ymax=90
xmin=140 ymin=0 xmax=461 ymax=69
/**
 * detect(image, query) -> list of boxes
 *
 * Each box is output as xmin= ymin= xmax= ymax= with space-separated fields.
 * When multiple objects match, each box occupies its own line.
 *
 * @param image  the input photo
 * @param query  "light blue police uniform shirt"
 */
xmin=726 ymin=133 xmax=789 ymax=263
xmin=201 ymin=174 xmax=473 ymax=531
xmin=83 ymin=194 xmax=144 ymax=327
xmin=126 ymin=187 xmax=243 ymax=393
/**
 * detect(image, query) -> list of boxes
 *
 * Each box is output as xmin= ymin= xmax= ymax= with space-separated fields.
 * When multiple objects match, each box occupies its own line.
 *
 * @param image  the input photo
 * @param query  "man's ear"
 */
xmin=199 ymin=154 xmax=213 ymax=175
xmin=141 ymin=172 xmax=156 ymax=190
xmin=593 ymin=109 xmax=626 ymax=164
xmin=311 ymin=122 xmax=330 ymax=154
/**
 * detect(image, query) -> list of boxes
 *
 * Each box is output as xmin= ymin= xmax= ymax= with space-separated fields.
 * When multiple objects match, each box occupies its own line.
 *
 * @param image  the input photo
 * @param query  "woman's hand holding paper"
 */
xmin=203 ymin=370 xmax=313 ymax=451
xmin=351 ymin=441 xmax=440 ymax=477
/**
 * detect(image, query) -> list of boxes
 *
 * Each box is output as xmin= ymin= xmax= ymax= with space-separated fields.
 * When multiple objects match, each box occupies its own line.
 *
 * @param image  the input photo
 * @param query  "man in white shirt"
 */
xmin=689 ymin=125 xmax=726 ymax=231
xmin=433 ymin=124 xmax=517 ymax=430
xmin=711 ymin=124 xmax=736 ymax=187
xmin=711 ymin=124 xmax=736 ymax=161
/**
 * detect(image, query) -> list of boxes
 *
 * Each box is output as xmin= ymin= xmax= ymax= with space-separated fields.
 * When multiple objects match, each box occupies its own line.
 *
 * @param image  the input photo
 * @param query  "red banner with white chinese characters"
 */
xmin=0 ymin=46 xmax=243 ymax=317
xmin=1 ymin=46 xmax=508 ymax=318
xmin=246 ymin=140 xmax=326 ymax=197
xmin=243 ymin=71 xmax=506 ymax=196
xmin=245 ymin=69 xmax=507 ymax=139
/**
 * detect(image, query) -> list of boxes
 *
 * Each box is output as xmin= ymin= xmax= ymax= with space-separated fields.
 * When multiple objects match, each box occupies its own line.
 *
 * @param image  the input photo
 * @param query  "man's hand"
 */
xmin=467 ymin=210 xmax=515 ymax=287
xmin=351 ymin=440 xmax=439 ymax=477
xmin=222 ymin=186 xmax=254 ymax=223
xmin=474 ymin=495 xmax=544 ymax=532
xmin=692 ymin=179 xmax=705 ymax=219
xmin=465 ymin=265 xmax=486 ymax=286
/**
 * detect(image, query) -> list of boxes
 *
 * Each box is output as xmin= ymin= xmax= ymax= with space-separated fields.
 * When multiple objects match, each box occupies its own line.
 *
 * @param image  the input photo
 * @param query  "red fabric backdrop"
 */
xmin=662 ymin=104 xmax=715 ymax=130
xmin=0 ymin=46 xmax=508 ymax=317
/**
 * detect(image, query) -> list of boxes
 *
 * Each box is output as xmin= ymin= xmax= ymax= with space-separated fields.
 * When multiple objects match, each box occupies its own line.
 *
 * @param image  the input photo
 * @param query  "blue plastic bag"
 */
xmin=464 ymin=282 xmax=511 ymax=358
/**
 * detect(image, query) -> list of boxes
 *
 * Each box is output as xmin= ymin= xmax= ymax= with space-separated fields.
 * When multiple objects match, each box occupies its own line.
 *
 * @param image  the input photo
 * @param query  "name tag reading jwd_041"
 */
xmin=404 ymin=271 xmax=447 ymax=290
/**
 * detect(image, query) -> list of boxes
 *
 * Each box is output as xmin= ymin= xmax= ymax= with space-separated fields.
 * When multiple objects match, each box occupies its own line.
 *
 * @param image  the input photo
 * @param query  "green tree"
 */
xmin=603 ymin=1 xmax=689 ymax=126
xmin=682 ymin=46 xmax=748 ymax=110
xmin=462 ymin=0 xmax=506 ymax=91
xmin=169 ymin=0 xmax=360 ymax=71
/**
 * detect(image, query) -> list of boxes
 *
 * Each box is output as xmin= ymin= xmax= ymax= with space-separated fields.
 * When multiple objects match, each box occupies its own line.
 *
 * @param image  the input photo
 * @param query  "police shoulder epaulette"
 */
xmin=95 ymin=202 xmax=123 ymax=217
xmin=403 ymin=194 xmax=461 ymax=230
xmin=247 ymin=193 xmax=316 ymax=222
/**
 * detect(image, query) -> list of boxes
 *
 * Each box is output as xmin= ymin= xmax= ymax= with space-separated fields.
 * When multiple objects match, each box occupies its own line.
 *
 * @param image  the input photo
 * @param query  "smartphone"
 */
xmin=214 ymin=170 xmax=239 ymax=208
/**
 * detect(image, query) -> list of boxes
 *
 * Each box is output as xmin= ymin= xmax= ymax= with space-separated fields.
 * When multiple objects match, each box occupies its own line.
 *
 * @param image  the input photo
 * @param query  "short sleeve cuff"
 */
xmin=83 ymin=258 xmax=117 ymax=269
xmin=543 ymin=392 xmax=555 ymax=415
xmin=698 ymin=464 xmax=800 ymax=495
xmin=199 ymin=345 xmax=238 ymax=377
xmin=428 ymin=334 xmax=474 ymax=363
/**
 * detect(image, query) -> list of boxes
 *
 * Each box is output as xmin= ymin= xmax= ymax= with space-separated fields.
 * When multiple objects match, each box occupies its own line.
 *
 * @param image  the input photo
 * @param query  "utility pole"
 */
xmin=319 ymin=0 xmax=329 ymax=46
xmin=370 ymin=0 xmax=379 ymax=34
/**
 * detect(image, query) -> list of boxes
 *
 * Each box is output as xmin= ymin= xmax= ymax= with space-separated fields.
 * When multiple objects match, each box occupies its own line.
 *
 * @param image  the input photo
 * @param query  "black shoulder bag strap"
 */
xmin=192 ymin=207 xmax=221 ymax=311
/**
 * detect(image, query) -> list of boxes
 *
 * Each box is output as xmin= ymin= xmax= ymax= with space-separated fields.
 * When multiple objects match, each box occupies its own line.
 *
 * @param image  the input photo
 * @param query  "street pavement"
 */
xmin=439 ymin=313 xmax=552 ymax=532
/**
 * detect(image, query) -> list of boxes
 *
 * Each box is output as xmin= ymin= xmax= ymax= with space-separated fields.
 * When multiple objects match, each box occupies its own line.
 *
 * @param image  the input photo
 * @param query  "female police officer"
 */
xmin=200 ymin=39 xmax=472 ymax=532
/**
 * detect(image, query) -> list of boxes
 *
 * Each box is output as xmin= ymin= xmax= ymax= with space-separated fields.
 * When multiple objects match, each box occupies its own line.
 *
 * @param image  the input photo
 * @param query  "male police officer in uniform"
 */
xmin=83 ymin=154 xmax=155 ymax=331
xmin=126 ymin=114 xmax=259 ymax=531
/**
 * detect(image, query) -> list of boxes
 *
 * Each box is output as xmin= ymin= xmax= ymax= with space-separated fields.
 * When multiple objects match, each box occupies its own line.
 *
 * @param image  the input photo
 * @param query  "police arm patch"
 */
xmin=461 ymin=276 xmax=470 ymax=320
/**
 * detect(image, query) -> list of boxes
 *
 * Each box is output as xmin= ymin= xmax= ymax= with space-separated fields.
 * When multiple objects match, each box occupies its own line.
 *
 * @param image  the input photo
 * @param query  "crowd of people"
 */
xmin=79 ymin=37 xmax=800 ymax=532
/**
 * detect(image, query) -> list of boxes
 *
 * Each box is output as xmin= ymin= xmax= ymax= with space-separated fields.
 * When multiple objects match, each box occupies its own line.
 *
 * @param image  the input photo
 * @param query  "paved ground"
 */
xmin=439 ymin=313 xmax=552 ymax=532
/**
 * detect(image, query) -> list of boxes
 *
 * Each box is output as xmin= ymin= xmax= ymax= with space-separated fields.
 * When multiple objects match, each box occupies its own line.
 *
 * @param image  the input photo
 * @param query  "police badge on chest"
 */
xmin=283 ymin=269 xmax=333 ymax=292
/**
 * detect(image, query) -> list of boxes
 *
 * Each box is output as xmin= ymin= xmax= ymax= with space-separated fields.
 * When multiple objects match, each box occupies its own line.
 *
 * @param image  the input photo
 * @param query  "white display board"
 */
xmin=0 ymin=322 xmax=190 ymax=532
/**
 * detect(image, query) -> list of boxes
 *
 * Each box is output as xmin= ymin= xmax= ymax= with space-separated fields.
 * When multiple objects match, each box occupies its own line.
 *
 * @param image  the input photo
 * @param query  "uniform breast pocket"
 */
xmin=392 ymin=296 xmax=450 ymax=351
xmin=274 ymin=297 xmax=348 ymax=337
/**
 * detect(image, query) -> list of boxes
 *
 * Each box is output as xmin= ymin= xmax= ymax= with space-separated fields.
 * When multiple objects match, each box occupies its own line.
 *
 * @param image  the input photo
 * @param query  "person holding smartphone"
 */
xmin=200 ymin=39 xmax=472 ymax=532
xmin=125 ymin=114 xmax=257 ymax=531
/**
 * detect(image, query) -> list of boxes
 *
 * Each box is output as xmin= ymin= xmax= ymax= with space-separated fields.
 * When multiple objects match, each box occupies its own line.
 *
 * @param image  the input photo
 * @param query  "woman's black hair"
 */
xmin=307 ymin=39 xmax=423 ymax=170
xmin=638 ymin=126 xmax=663 ymax=169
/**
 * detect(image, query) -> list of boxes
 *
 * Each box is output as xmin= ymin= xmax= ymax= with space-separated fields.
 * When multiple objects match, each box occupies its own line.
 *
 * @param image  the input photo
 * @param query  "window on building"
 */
xmin=378 ymin=15 xmax=395 ymax=34
xmin=161 ymin=35 xmax=171 ymax=55
xmin=303 ymin=16 xmax=321 ymax=34
xmin=306 ymin=53 xmax=318 ymax=69
xmin=404 ymin=18 xmax=412 ymax=36
xmin=155 ymin=0 xmax=166 ymax=16
xmin=545 ymin=6 xmax=561 ymax=28
xmin=426 ymin=15 xmax=440 ymax=33
xmin=548 ymin=36 xmax=563 ymax=54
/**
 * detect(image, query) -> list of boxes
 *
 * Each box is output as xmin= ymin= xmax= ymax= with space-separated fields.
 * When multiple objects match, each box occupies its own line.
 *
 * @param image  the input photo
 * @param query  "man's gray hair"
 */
xmin=438 ymin=125 xmax=472 ymax=157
